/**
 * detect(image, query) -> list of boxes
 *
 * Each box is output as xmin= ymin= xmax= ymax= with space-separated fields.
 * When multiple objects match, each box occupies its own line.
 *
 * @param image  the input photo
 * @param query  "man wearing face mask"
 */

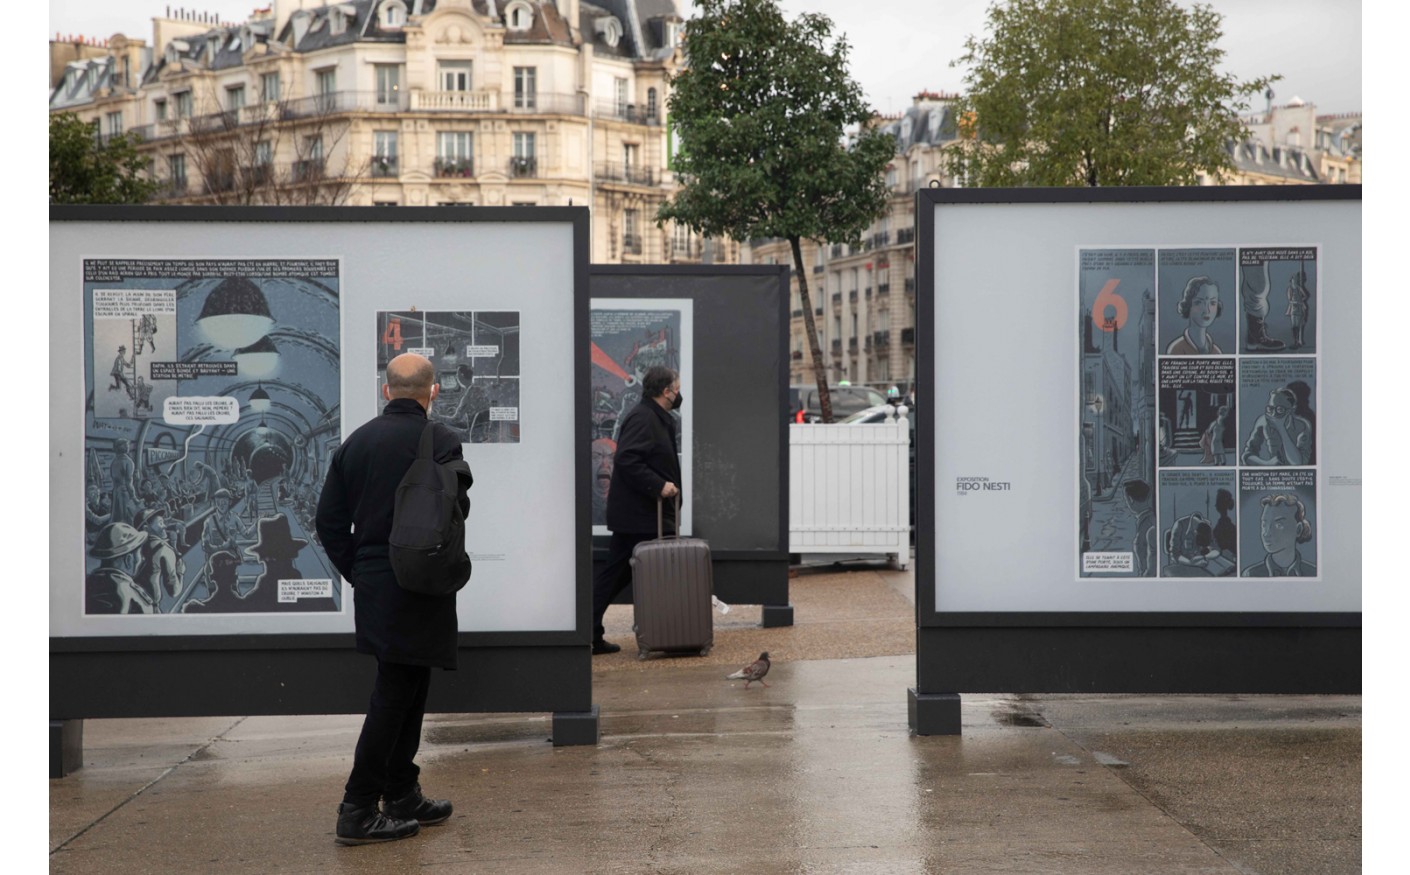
xmin=591 ymin=365 xmax=683 ymax=654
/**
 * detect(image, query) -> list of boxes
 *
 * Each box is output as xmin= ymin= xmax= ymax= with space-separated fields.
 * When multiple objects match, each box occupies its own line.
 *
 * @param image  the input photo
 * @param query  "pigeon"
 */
xmin=727 ymin=652 xmax=771 ymax=688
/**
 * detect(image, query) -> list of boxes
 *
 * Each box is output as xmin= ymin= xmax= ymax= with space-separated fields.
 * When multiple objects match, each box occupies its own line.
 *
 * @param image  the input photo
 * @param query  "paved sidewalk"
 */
xmin=49 ymin=563 xmax=1362 ymax=874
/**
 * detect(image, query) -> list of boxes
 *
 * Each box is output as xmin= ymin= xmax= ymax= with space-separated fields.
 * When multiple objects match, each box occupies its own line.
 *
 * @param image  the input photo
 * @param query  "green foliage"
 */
xmin=949 ymin=0 xmax=1278 ymax=187
xmin=660 ymin=0 xmax=893 ymax=421
xmin=659 ymin=0 xmax=893 ymax=245
xmin=50 ymin=112 xmax=160 ymax=204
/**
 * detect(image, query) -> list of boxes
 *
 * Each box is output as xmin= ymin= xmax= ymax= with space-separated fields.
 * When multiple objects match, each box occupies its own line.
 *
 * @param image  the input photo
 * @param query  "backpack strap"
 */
xmin=417 ymin=420 xmax=437 ymax=460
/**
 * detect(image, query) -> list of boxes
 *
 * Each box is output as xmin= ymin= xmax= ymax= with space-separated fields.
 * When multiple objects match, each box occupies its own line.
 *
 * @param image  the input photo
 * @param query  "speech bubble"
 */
xmin=164 ymin=396 xmax=240 ymax=425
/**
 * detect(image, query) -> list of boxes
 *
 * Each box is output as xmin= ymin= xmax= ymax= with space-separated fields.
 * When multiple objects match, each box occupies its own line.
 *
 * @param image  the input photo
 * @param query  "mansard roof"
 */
xmin=877 ymin=100 xmax=961 ymax=153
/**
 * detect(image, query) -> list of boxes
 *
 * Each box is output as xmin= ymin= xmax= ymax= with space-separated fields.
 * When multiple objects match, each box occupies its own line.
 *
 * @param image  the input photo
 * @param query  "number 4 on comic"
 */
xmin=382 ymin=317 xmax=403 ymax=351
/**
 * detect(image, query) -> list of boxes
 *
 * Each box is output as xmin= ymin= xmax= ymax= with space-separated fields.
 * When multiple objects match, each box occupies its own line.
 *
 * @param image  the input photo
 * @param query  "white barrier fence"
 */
xmin=788 ymin=406 xmax=912 ymax=568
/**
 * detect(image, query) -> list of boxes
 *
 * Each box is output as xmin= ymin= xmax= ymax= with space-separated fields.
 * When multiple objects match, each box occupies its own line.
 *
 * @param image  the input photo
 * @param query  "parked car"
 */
xmin=788 ymin=384 xmax=887 ymax=423
xmin=840 ymin=402 xmax=917 ymax=542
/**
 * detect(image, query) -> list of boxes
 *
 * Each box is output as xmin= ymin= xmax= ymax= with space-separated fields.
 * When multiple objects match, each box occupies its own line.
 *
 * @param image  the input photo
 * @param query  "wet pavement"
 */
xmin=49 ymin=564 xmax=1362 ymax=874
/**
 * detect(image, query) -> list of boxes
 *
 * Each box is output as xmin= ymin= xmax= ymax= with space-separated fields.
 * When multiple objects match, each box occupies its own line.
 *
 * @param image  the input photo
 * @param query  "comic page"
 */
xmin=375 ymin=310 xmax=521 ymax=444
xmin=1157 ymin=470 xmax=1239 ymax=577
xmin=1078 ymin=244 xmax=1321 ymax=581
xmin=590 ymin=300 xmax=693 ymax=534
xmin=1078 ymin=248 xmax=1157 ymax=577
xmin=83 ymin=259 xmax=343 ymax=615
xmin=1238 ymin=247 xmax=1318 ymax=355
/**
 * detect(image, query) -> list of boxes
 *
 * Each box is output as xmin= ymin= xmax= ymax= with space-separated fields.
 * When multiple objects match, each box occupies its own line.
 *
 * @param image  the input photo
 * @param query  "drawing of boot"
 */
xmin=1245 ymin=314 xmax=1285 ymax=351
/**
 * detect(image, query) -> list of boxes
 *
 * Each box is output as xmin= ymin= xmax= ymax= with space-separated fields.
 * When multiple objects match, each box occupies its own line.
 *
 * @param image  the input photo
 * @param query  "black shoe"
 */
xmin=335 ymin=802 xmax=420 ymax=845
xmin=383 ymin=784 xmax=453 ymax=826
xmin=592 ymin=639 xmax=621 ymax=655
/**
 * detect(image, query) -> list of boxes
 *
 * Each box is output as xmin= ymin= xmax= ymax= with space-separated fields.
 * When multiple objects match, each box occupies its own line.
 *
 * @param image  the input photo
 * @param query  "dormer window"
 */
xmin=506 ymin=1 xmax=534 ymax=32
xmin=597 ymin=16 xmax=623 ymax=47
xmin=380 ymin=0 xmax=408 ymax=28
xmin=665 ymin=20 xmax=682 ymax=47
xmin=291 ymin=10 xmax=312 ymax=44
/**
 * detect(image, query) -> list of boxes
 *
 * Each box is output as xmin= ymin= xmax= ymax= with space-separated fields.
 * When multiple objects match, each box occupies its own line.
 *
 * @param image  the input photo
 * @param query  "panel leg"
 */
xmin=761 ymin=603 xmax=794 ymax=628
xmin=51 ymin=719 xmax=84 ymax=778
xmin=908 ymin=689 xmax=961 ymax=736
xmin=551 ymin=705 xmax=600 ymax=747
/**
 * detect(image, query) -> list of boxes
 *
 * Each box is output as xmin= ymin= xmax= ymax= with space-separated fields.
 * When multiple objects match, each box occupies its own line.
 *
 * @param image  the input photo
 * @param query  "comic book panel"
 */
xmin=1157 ymin=249 xmax=1237 ymax=356
xmin=590 ymin=307 xmax=684 ymax=528
xmin=1238 ymin=247 xmax=1317 ymax=355
xmin=1238 ymin=357 xmax=1316 ymax=467
xmin=1078 ymin=249 xmax=1156 ymax=578
xmin=84 ymin=261 xmax=343 ymax=615
xmin=1157 ymin=470 xmax=1238 ymax=578
xmin=375 ymin=310 xmax=521 ymax=444
xmin=1239 ymin=469 xmax=1317 ymax=578
xmin=1157 ymin=358 xmax=1235 ymax=468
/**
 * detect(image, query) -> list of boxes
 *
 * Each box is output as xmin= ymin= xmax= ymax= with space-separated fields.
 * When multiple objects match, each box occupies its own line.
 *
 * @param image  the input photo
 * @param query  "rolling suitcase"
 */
xmin=631 ymin=495 xmax=713 ymax=659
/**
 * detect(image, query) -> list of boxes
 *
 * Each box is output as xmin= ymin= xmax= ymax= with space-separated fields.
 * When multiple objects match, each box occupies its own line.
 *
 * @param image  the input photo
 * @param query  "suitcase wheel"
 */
xmin=637 ymin=647 xmax=651 ymax=661
xmin=699 ymin=646 xmax=711 ymax=657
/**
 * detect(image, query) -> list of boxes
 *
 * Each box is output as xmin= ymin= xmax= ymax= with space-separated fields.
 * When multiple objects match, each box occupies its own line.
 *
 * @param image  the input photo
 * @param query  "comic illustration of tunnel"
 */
xmin=375 ymin=310 xmax=521 ymax=444
xmin=83 ymin=259 xmax=342 ymax=615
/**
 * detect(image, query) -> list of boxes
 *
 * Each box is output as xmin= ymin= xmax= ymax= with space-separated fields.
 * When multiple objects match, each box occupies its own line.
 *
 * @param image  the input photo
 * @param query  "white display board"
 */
xmin=50 ymin=215 xmax=581 ymax=637
xmin=927 ymin=195 xmax=1361 ymax=614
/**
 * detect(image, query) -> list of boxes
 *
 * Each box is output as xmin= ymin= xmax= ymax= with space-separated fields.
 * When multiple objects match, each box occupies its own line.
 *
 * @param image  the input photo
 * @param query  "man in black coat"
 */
xmin=592 ymin=366 xmax=683 ymax=654
xmin=316 ymin=353 xmax=470 ymax=845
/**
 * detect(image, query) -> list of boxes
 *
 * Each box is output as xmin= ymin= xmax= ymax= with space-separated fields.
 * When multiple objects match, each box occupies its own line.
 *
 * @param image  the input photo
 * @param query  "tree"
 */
xmin=50 ymin=112 xmax=160 ymax=204
xmin=659 ymin=0 xmax=893 ymax=422
xmin=163 ymin=96 xmax=365 ymax=206
xmin=949 ymin=0 xmax=1277 ymax=187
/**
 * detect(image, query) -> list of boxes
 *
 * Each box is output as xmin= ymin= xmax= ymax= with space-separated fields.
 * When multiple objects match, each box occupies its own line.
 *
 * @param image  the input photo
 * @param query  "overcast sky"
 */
xmin=49 ymin=0 xmax=1362 ymax=115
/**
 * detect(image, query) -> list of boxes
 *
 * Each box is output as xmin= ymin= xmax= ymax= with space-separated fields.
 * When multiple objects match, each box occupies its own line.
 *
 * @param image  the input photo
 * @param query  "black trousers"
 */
xmin=591 ymin=531 xmax=654 ymax=640
xmin=343 ymin=659 xmax=432 ymax=807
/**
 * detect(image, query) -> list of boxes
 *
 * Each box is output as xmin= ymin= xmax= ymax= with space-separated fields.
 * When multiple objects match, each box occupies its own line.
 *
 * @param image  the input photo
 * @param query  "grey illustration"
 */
xmin=1078 ymin=248 xmax=1157 ymax=576
xmin=1158 ymin=471 xmax=1237 ymax=577
xmin=1157 ymin=249 xmax=1236 ymax=356
xmin=84 ymin=262 xmax=343 ymax=615
xmin=1239 ymin=247 xmax=1318 ymax=354
xmin=376 ymin=311 xmax=521 ymax=444
xmin=1241 ymin=491 xmax=1316 ymax=577
xmin=1157 ymin=358 xmax=1235 ymax=468
xmin=1239 ymin=357 xmax=1316 ymax=467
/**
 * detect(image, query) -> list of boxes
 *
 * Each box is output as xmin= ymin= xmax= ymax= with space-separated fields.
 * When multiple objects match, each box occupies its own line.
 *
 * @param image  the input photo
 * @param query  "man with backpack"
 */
xmin=316 ymin=353 xmax=471 ymax=845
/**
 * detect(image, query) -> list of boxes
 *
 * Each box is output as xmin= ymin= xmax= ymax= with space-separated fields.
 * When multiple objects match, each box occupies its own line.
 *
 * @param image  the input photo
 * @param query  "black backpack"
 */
xmin=389 ymin=422 xmax=473 ymax=596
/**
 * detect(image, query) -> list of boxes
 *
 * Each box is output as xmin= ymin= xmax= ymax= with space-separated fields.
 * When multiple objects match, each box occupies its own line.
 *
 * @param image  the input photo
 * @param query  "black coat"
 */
xmin=606 ymin=399 xmax=682 ymax=535
xmin=316 ymin=398 xmax=470 ymax=669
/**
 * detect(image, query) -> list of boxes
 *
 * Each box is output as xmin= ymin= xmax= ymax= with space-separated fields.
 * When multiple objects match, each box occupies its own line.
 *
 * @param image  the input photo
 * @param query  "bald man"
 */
xmin=317 ymin=353 xmax=471 ymax=845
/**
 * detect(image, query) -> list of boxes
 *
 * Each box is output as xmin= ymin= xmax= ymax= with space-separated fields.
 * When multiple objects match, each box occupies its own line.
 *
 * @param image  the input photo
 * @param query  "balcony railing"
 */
xmin=830 ymin=244 xmax=844 ymax=258
xmin=904 ymin=278 xmax=916 ymax=293
xmin=433 ymin=157 xmax=473 ymax=178
xmin=371 ymin=155 xmax=400 ymax=178
xmin=812 ymin=264 xmax=824 ymax=274
xmin=593 ymin=101 xmax=661 ymax=125
xmin=873 ymin=330 xmax=890 ymax=347
xmin=291 ymin=157 xmax=325 ymax=183
xmin=848 ymin=337 xmax=858 ymax=351
xmin=897 ymin=227 xmax=915 ymax=245
xmin=243 ymin=163 xmax=273 ymax=187
xmin=595 ymin=162 xmax=656 ymax=186
xmin=871 ymin=230 xmax=891 ymax=248
xmin=877 ymin=283 xmax=890 ymax=295
xmin=791 ymin=350 xmax=804 ymax=360
xmin=622 ymin=234 xmax=644 ymax=255
xmin=125 ymin=91 xmax=590 ymax=144
xmin=411 ymin=89 xmax=497 ymax=112
xmin=509 ymin=156 xmax=538 ymax=178
xmin=849 ymin=290 xmax=858 ymax=302
xmin=791 ymin=308 xmax=803 ymax=318
xmin=203 ymin=170 xmax=236 ymax=194
xmin=832 ymin=293 xmax=841 ymax=304
xmin=831 ymin=339 xmax=842 ymax=353
xmin=901 ymin=328 xmax=915 ymax=345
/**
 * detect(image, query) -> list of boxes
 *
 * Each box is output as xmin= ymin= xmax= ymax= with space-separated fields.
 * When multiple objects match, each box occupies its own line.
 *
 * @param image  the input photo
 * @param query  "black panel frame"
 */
xmin=589 ymin=265 xmax=792 ymax=609
xmin=50 ymin=205 xmax=595 ymax=721
xmin=912 ymin=186 xmax=1362 ymax=705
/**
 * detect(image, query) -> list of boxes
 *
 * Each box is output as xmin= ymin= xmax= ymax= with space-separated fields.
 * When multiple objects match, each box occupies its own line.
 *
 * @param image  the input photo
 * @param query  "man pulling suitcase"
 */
xmin=592 ymin=366 xmax=683 ymax=654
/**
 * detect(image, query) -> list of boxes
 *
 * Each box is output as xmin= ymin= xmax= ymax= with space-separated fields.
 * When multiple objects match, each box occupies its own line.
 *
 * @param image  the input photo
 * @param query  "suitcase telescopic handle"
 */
xmin=657 ymin=491 xmax=681 ymax=539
